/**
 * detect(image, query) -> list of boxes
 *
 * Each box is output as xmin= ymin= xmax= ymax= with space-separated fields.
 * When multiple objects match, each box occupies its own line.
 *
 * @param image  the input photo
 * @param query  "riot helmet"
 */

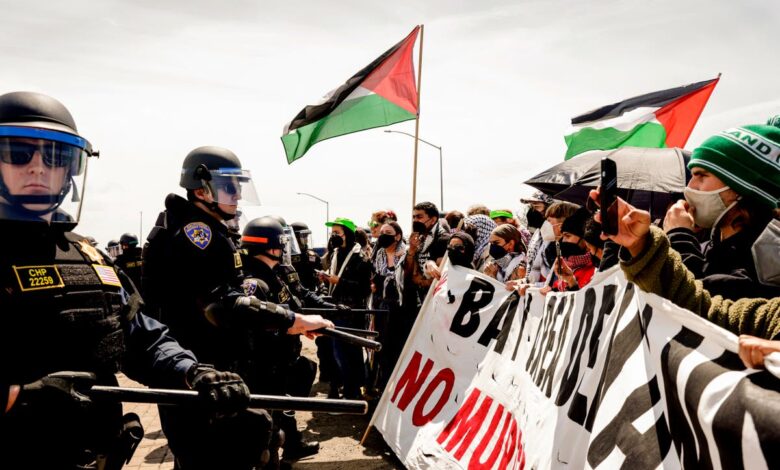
xmin=291 ymin=221 xmax=312 ymax=250
xmin=119 ymin=232 xmax=139 ymax=249
xmin=106 ymin=239 xmax=121 ymax=258
xmin=268 ymin=215 xmax=300 ymax=265
xmin=241 ymin=216 xmax=289 ymax=263
xmin=0 ymin=91 xmax=96 ymax=225
xmin=179 ymin=146 xmax=259 ymax=220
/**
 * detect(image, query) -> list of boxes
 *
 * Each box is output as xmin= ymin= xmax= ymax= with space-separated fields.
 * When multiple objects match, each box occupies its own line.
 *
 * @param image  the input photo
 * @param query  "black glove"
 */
xmin=187 ymin=364 xmax=250 ymax=419
xmin=19 ymin=371 xmax=96 ymax=409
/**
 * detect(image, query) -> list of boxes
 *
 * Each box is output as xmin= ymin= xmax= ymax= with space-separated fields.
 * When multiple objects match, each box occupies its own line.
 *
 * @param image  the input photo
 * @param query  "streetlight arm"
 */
xmin=296 ymin=192 xmax=329 ymax=205
xmin=384 ymin=130 xmax=441 ymax=150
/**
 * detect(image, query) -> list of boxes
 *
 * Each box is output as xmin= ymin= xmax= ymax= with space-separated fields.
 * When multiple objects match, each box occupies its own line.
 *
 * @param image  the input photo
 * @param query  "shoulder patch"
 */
xmin=242 ymin=278 xmax=258 ymax=296
xmin=184 ymin=222 xmax=212 ymax=249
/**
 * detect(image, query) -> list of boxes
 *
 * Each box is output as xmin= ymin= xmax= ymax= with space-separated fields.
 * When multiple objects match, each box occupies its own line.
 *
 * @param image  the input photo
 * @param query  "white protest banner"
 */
xmin=369 ymin=263 xmax=780 ymax=469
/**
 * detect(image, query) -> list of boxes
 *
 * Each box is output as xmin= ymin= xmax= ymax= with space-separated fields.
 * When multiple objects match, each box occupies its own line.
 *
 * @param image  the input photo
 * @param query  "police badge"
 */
xmin=184 ymin=222 xmax=212 ymax=249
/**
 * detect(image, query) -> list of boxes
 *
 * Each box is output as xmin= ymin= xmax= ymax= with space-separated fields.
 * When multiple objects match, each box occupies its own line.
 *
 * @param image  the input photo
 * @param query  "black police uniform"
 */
xmin=241 ymin=256 xmax=320 ymax=458
xmin=0 ymin=221 xmax=197 ymax=469
xmin=143 ymin=194 xmax=294 ymax=469
xmin=291 ymin=248 xmax=322 ymax=292
xmin=113 ymin=245 xmax=144 ymax=292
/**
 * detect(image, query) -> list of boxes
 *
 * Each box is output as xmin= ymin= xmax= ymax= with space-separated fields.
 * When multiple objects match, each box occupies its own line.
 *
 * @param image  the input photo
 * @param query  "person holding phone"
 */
xmin=588 ymin=189 xmax=780 ymax=370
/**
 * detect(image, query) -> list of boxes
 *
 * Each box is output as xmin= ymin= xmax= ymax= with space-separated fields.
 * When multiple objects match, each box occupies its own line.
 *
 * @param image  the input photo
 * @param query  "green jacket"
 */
xmin=620 ymin=226 xmax=780 ymax=339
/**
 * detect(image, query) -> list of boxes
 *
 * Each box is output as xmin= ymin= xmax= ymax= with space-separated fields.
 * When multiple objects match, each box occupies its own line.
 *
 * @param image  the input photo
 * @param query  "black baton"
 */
xmin=334 ymin=326 xmax=380 ymax=338
xmin=316 ymin=328 xmax=382 ymax=351
xmin=87 ymin=386 xmax=368 ymax=415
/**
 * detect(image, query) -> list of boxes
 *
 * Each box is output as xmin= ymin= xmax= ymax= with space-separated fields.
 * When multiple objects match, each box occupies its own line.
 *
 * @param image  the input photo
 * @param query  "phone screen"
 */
xmin=600 ymin=157 xmax=618 ymax=235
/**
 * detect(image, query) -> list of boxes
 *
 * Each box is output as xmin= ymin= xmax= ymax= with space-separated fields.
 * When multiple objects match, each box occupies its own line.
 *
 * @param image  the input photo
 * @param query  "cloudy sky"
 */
xmin=2 ymin=0 xmax=779 ymax=246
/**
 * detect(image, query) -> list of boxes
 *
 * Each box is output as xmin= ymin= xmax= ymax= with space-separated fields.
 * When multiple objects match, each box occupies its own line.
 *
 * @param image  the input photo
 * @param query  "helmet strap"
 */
xmin=0 ymin=173 xmax=70 ymax=217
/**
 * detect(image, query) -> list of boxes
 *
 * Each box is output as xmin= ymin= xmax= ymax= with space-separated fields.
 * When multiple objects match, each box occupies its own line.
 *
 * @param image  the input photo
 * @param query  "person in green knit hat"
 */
xmin=663 ymin=124 xmax=780 ymax=300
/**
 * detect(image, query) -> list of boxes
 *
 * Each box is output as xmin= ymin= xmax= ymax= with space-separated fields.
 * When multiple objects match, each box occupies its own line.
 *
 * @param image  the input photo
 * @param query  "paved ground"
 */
xmin=121 ymin=338 xmax=403 ymax=469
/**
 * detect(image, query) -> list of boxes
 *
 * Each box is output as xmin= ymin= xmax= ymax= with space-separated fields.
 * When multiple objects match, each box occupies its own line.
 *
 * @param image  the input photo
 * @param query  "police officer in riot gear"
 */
xmin=239 ymin=217 xmax=334 ymax=461
xmin=0 ymin=91 xmax=250 ymax=469
xmin=106 ymin=239 xmax=121 ymax=260
xmin=143 ymin=146 xmax=332 ymax=469
xmin=114 ymin=232 xmax=143 ymax=290
xmin=269 ymin=218 xmax=344 ymax=393
xmin=291 ymin=221 xmax=322 ymax=291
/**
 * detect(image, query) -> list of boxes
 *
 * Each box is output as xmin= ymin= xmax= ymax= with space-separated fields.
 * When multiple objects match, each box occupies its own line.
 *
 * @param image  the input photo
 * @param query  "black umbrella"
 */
xmin=524 ymin=147 xmax=691 ymax=221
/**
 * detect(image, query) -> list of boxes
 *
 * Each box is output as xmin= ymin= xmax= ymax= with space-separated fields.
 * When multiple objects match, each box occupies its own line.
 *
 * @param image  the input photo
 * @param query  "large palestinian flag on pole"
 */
xmin=564 ymin=76 xmax=719 ymax=160
xmin=281 ymin=27 xmax=420 ymax=164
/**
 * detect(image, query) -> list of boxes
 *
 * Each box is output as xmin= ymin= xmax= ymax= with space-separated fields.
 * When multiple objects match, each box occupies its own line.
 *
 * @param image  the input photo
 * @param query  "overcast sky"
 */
xmin=2 ymin=0 xmax=779 ymax=246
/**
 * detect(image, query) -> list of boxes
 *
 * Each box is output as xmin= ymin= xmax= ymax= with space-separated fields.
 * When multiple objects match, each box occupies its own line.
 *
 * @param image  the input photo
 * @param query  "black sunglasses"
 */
xmin=216 ymin=181 xmax=241 ymax=195
xmin=0 ymin=140 xmax=79 ymax=168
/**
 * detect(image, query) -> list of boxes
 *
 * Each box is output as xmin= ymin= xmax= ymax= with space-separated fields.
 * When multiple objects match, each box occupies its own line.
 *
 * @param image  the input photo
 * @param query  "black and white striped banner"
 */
xmin=370 ymin=263 xmax=780 ymax=469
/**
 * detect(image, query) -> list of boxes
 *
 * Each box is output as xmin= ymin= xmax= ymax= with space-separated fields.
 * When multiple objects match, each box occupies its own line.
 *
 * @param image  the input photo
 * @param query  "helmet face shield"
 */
xmin=0 ymin=126 xmax=91 ymax=224
xmin=209 ymin=168 xmax=259 ymax=206
xmin=279 ymin=226 xmax=301 ymax=266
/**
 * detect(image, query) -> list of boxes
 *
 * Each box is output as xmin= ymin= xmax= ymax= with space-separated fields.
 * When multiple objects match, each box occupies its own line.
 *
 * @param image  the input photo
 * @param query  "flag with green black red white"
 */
xmin=564 ymin=76 xmax=719 ymax=160
xmin=281 ymin=27 xmax=420 ymax=164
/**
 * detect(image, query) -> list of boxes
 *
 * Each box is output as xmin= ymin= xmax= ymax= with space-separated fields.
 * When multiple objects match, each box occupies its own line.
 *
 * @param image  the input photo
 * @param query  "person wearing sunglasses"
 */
xmin=0 ymin=91 xmax=253 ymax=469
xmin=142 ymin=146 xmax=330 ymax=469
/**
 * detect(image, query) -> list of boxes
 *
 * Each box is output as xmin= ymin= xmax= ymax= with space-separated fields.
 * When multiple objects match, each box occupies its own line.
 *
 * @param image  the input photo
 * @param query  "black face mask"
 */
xmin=412 ymin=221 xmax=428 ymax=234
xmin=376 ymin=234 xmax=396 ymax=249
xmin=526 ymin=209 xmax=545 ymax=229
xmin=560 ymin=241 xmax=586 ymax=258
xmin=448 ymin=248 xmax=471 ymax=267
xmin=328 ymin=234 xmax=343 ymax=250
xmin=489 ymin=244 xmax=507 ymax=260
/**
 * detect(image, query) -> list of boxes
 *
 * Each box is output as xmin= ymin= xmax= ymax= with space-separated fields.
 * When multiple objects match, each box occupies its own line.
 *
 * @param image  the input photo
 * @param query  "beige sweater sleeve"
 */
xmin=620 ymin=226 xmax=780 ymax=339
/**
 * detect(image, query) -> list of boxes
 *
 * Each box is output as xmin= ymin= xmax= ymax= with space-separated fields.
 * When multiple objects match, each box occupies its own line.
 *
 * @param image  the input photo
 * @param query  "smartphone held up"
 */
xmin=600 ymin=157 xmax=618 ymax=236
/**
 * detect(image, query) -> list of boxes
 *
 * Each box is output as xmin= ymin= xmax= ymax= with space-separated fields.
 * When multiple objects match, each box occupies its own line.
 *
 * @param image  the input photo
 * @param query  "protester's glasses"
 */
xmin=0 ymin=140 xmax=80 ymax=168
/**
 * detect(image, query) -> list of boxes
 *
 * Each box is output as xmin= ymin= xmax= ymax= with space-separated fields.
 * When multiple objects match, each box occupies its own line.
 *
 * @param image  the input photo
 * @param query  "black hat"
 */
xmin=560 ymin=207 xmax=590 ymax=239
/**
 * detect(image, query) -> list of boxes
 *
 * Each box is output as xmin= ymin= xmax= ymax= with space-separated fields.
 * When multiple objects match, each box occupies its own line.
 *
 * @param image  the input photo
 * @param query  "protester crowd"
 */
xmin=2 ymin=87 xmax=779 ymax=469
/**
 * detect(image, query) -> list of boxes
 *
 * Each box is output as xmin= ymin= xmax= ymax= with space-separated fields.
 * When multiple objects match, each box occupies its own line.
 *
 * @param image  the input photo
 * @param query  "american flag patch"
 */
xmin=93 ymin=264 xmax=122 ymax=287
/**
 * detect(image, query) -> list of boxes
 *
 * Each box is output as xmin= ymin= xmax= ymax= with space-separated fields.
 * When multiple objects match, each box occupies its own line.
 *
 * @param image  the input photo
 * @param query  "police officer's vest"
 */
xmin=1 ymin=231 xmax=130 ymax=384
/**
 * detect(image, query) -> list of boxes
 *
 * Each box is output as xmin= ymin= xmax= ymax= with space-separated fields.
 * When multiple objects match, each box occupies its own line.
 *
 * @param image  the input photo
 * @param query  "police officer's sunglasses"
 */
xmin=0 ymin=139 xmax=79 ymax=168
xmin=216 ymin=181 xmax=241 ymax=195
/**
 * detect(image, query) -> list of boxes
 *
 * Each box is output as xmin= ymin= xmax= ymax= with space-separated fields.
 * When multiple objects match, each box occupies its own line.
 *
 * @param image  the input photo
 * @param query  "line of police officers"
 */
xmin=0 ymin=91 xmax=337 ymax=470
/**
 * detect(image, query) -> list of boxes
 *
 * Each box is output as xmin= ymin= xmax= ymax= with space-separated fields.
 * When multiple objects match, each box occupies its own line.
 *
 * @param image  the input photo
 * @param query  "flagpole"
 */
xmin=411 ymin=24 xmax=424 ymax=208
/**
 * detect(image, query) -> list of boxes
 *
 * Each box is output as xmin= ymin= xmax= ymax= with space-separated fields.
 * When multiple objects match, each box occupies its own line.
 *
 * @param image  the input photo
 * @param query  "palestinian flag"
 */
xmin=564 ymin=76 xmax=720 ymax=160
xmin=282 ymin=27 xmax=420 ymax=163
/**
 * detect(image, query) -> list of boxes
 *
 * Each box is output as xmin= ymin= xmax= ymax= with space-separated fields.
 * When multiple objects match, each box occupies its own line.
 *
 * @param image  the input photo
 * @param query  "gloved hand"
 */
xmin=187 ymin=365 xmax=250 ymax=419
xmin=335 ymin=303 xmax=351 ymax=311
xmin=19 ymin=371 xmax=95 ymax=410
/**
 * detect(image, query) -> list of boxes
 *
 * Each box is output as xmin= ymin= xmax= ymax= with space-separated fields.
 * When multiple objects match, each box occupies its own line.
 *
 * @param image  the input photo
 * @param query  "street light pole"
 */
xmin=384 ymin=129 xmax=444 ymax=211
xmin=296 ymin=192 xmax=330 ymax=245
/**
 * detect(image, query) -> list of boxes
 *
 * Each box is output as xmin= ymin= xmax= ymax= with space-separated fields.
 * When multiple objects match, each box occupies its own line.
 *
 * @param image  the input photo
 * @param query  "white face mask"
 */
xmin=684 ymin=186 xmax=732 ymax=229
xmin=540 ymin=220 xmax=556 ymax=242
xmin=752 ymin=219 xmax=780 ymax=287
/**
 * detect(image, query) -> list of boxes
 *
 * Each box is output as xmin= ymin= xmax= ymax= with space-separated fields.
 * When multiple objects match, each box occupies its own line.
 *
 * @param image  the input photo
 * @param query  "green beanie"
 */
xmin=688 ymin=125 xmax=780 ymax=209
